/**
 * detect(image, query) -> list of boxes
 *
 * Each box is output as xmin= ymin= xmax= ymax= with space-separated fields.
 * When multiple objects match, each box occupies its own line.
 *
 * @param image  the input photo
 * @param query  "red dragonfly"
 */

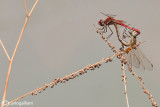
xmin=98 ymin=12 xmax=140 ymax=38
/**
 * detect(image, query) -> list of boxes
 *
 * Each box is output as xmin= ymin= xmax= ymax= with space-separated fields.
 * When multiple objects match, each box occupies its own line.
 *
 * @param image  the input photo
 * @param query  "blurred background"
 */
xmin=0 ymin=0 xmax=160 ymax=106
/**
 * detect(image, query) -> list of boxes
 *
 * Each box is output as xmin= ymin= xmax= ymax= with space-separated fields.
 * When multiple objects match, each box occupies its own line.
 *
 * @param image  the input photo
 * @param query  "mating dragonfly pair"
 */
xmin=98 ymin=13 xmax=153 ymax=71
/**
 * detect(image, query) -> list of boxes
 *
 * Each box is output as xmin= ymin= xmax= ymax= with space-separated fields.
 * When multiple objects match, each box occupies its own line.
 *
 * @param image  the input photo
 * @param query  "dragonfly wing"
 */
xmin=130 ymin=49 xmax=140 ymax=68
xmin=125 ymin=49 xmax=140 ymax=69
xmin=111 ymin=19 xmax=126 ymax=25
xmin=125 ymin=47 xmax=153 ymax=71
xmin=134 ymin=48 xmax=145 ymax=71
xmin=135 ymin=47 xmax=153 ymax=71
xmin=100 ymin=12 xmax=117 ymax=18
xmin=125 ymin=50 xmax=132 ymax=67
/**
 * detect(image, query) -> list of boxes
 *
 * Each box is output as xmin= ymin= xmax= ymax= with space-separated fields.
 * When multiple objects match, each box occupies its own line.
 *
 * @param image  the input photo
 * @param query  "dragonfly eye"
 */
xmin=98 ymin=20 xmax=104 ymax=26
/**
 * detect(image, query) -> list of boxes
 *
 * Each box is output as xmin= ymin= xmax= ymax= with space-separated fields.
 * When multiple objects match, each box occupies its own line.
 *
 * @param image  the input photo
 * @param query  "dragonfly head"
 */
xmin=98 ymin=19 xmax=104 ymax=26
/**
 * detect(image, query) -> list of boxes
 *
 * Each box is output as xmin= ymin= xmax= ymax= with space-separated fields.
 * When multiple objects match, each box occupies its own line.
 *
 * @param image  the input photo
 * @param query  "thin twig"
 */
xmin=1 ymin=1 xmax=39 ymax=107
xmin=4 ymin=52 xmax=123 ymax=106
xmin=120 ymin=55 xmax=158 ymax=107
xmin=126 ymin=62 xmax=158 ymax=107
xmin=28 ymin=0 xmax=39 ymax=16
xmin=24 ymin=0 xmax=28 ymax=16
xmin=0 ymin=40 xmax=10 ymax=61
xmin=121 ymin=62 xmax=130 ymax=107
xmin=11 ymin=18 xmax=28 ymax=61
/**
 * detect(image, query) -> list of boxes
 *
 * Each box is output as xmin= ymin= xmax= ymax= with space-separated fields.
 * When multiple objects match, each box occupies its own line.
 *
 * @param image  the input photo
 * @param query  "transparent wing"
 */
xmin=100 ymin=12 xmax=117 ymax=18
xmin=125 ymin=49 xmax=140 ymax=69
xmin=134 ymin=48 xmax=145 ymax=71
xmin=135 ymin=47 xmax=153 ymax=71
xmin=126 ymin=47 xmax=153 ymax=71
xmin=130 ymin=49 xmax=140 ymax=68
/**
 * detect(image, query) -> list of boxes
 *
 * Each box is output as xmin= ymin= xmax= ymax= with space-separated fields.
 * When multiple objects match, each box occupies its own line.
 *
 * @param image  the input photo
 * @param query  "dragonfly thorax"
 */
xmin=104 ymin=18 xmax=115 ymax=25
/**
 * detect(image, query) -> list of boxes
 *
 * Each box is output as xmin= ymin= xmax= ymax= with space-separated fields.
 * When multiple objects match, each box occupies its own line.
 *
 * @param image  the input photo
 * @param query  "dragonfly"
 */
xmin=98 ymin=12 xmax=140 ymax=39
xmin=116 ymin=27 xmax=153 ymax=71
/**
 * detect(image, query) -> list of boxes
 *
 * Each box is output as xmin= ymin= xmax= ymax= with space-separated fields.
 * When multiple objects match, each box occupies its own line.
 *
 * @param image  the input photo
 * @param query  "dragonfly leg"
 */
xmin=122 ymin=25 xmax=131 ymax=38
xmin=120 ymin=45 xmax=124 ymax=51
xmin=98 ymin=27 xmax=104 ymax=30
xmin=104 ymin=25 xmax=108 ymax=33
xmin=107 ymin=25 xmax=113 ymax=39
xmin=98 ymin=27 xmax=107 ymax=33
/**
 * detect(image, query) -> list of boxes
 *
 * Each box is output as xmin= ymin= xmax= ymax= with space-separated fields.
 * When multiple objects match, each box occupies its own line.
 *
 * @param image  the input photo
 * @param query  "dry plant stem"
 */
xmin=125 ymin=62 xmax=158 ymax=107
xmin=0 ymin=40 xmax=10 ymax=61
xmin=24 ymin=0 xmax=28 ymax=16
xmin=119 ymin=48 xmax=157 ymax=107
xmin=1 ymin=1 xmax=39 ymax=107
xmin=95 ymin=26 xmax=158 ymax=107
xmin=1 ymin=17 xmax=29 ymax=104
xmin=28 ymin=0 xmax=39 ymax=16
xmin=4 ymin=52 xmax=123 ymax=106
xmin=121 ymin=62 xmax=129 ymax=107
xmin=95 ymin=26 xmax=130 ymax=106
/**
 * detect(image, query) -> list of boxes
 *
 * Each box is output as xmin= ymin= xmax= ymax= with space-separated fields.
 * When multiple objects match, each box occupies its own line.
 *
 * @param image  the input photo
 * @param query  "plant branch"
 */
xmin=0 ymin=40 xmax=10 ymax=61
xmin=28 ymin=0 xmax=39 ymax=16
xmin=126 ymin=62 xmax=158 ymax=107
xmin=1 ymin=0 xmax=39 ymax=107
xmin=3 ymin=52 xmax=123 ymax=106
xmin=121 ymin=62 xmax=129 ymax=107
xmin=24 ymin=0 xmax=28 ymax=16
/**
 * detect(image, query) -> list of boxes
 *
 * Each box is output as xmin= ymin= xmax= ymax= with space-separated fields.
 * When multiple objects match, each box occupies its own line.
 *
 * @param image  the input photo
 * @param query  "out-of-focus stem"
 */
xmin=0 ymin=40 xmax=10 ymax=61
xmin=1 ymin=0 xmax=39 ymax=107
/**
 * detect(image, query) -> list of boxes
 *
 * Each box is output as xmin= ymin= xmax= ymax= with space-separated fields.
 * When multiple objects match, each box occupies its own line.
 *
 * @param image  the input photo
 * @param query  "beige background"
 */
xmin=0 ymin=0 xmax=160 ymax=107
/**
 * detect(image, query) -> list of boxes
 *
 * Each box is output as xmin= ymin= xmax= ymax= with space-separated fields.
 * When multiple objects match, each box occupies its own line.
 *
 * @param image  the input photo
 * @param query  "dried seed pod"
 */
xmin=44 ymin=84 xmax=48 ymax=88
xmin=50 ymin=84 xmax=54 ymax=88
xmin=42 ymin=87 xmax=46 ymax=91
